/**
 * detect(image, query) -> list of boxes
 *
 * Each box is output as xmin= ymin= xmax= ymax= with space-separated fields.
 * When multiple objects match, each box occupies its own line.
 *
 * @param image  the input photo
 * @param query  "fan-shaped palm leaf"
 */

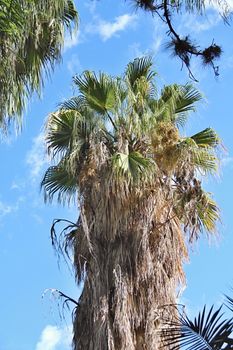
xmin=174 ymin=84 xmax=203 ymax=126
xmin=59 ymin=96 xmax=86 ymax=111
xmin=161 ymin=305 xmax=233 ymax=350
xmin=73 ymin=71 xmax=118 ymax=116
xmin=125 ymin=56 xmax=156 ymax=89
xmin=197 ymin=191 xmax=220 ymax=233
xmin=193 ymin=149 xmax=218 ymax=173
xmin=112 ymin=151 xmax=155 ymax=181
xmin=191 ymin=128 xmax=220 ymax=148
xmin=225 ymin=295 xmax=233 ymax=313
xmin=41 ymin=161 xmax=77 ymax=204
xmin=45 ymin=105 xmax=102 ymax=159
xmin=156 ymin=84 xmax=202 ymax=127
xmin=45 ymin=110 xmax=78 ymax=156
xmin=177 ymin=137 xmax=218 ymax=173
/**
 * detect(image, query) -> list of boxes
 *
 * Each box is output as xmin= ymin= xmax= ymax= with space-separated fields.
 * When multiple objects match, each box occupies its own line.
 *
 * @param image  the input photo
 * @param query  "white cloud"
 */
xmin=0 ymin=196 xmax=24 ymax=219
xmin=128 ymin=42 xmax=145 ymax=58
xmin=64 ymin=31 xmax=81 ymax=52
xmin=0 ymin=201 xmax=14 ymax=218
xmin=11 ymin=181 xmax=21 ymax=190
xmin=128 ymin=17 xmax=163 ymax=59
xmin=67 ymin=54 xmax=82 ymax=75
xmin=151 ymin=36 xmax=162 ymax=55
xmin=32 ymin=213 xmax=44 ymax=224
xmin=36 ymin=325 xmax=72 ymax=350
xmin=206 ymin=0 xmax=233 ymax=13
xmin=150 ymin=19 xmax=165 ymax=55
xmin=94 ymin=14 xmax=137 ymax=41
xmin=181 ymin=12 xmax=220 ymax=33
xmin=26 ymin=132 xmax=49 ymax=181
xmin=84 ymin=0 xmax=97 ymax=14
xmin=36 ymin=326 xmax=61 ymax=350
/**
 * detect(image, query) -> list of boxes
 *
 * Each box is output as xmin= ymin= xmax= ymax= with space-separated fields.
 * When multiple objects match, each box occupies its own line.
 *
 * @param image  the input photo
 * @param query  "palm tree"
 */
xmin=0 ymin=0 xmax=77 ymax=129
xmin=42 ymin=57 xmax=220 ymax=349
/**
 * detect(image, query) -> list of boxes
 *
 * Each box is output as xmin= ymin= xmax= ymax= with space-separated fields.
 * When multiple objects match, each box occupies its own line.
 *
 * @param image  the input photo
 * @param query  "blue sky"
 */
xmin=1 ymin=1 xmax=233 ymax=349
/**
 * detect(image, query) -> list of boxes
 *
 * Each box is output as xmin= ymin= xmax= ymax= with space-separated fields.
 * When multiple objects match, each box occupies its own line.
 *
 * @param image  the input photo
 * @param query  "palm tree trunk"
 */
xmin=72 ymin=177 xmax=187 ymax=349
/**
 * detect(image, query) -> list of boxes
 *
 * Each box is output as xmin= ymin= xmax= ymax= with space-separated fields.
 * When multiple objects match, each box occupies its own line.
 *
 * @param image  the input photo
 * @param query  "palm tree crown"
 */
xmin=42 ymin=57 xmax=220 ymax=349
xmin=0 ymin=0 xmax=78 ymax=129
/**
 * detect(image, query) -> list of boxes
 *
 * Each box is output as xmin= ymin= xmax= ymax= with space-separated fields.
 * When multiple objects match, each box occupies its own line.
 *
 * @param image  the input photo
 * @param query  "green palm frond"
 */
xmin=125 ymin=56 xmax=156 ymax=89
xmin=191 ymin=128 xmax=220 ymax=148
xmin=197 ymin=191 xmax=220 ymax=233
xmin=41 ymin=161 xmax=77 ymax=204
xmin=225 ymin=294 xmax=233 ymax=313
xmin=59 ymin=96 xmax=86 ymax=111
xmin=157 ymin=84 xmax=202 ymax=127
xmin=61 ymin=0 xmax=78 ymax=25
xmin=0 ymin=0 xmax=78 ymax=129
xmin=73 ymin=71 xmax=118 ymax=116
xmin=174 ymin=83 xmax=202 ymax=126
xmin=178 ymin=137 xmax=218 ymax=173
xmin=193 ymin=149 xmax=218 ymax=173
xmin=112 ymin=151 xmax=155 ymax=182
xmin=45 ymin=110 xmax=78 ymax=156
xmin=45 ymin=107 xmax=101 ymax=162
xmin=161 ymin=305 xmax=233 ymax=350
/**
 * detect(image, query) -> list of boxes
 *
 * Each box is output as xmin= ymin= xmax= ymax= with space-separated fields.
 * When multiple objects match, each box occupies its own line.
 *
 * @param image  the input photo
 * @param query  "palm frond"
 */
xmin=45 ymin=105 xmax=102 ymax=160
xmin=73 ymin=71 xmax=118 ymax=116
xmin=45 ymin=110 xmax=78 ymax=156
xmin=59 ymin=96 xmax=86 ymax=111
xmin=41 ymin=161 xmax=77 ymax=204
xmin=193 ymin=149 xmax=218 ymax=173
xmin=125 ymin=56 xmax=156 ymax=89
xmin=174 ymin=84 xmax=203 ymax=127
xmin=225 ymin=295 xmax=233 ymax=313
xmin=178 ymin=137 xmax=218 ymax=173
xmin=0 ymin=0 xmax=78 ymax=129
xmin=161 ymin=305 xmax=233 ymax=350
xmin=112 ymin=151 xmax=155 ymax=182
xmin=197 ymin=192 xmax=220 ymax=233
xmin=157 ymin=84 xmax=202 ymax=127
xmin=191 ymin=128 xmax=220 ymax=148
xmin=61 ymin=0 xmax=78 ymax=26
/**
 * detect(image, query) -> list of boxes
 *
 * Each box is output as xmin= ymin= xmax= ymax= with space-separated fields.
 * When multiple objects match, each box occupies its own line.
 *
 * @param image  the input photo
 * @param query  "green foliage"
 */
xmin=125 ymin=56 xmax=156 ymax=90
xmin=197 ymin=191 xmax=220 ymax=232
xmin=41 ymin=161 xmax=77 ymax=204
xmin=157 ymin=84 xmax=202 ymax=127
xmin=73 ymin=72 xmax=118 ymax=116
xmin=161 ymin=301 xmax=233 ymax=350
xmin=0 ymin=0 xmax=78 ymax=130
xmin=191 ymin=127 xmax=220 ymax=148
xmin=42 ymin=56 xmax=220 ymax=238
xmin=112 ymin=151 xmax=155 ymax=181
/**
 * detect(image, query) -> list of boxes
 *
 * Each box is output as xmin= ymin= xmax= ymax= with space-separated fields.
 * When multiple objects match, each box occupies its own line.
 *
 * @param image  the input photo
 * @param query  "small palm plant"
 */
xmin=160 ymin=295 xmax=233 ymax=350
xmin=42 ymin=57 xmax=220 ymax=349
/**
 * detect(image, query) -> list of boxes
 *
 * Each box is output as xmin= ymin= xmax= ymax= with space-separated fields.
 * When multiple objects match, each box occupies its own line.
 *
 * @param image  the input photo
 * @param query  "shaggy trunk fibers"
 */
xmin=72 ymin=173 xmax=187 ymax=350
